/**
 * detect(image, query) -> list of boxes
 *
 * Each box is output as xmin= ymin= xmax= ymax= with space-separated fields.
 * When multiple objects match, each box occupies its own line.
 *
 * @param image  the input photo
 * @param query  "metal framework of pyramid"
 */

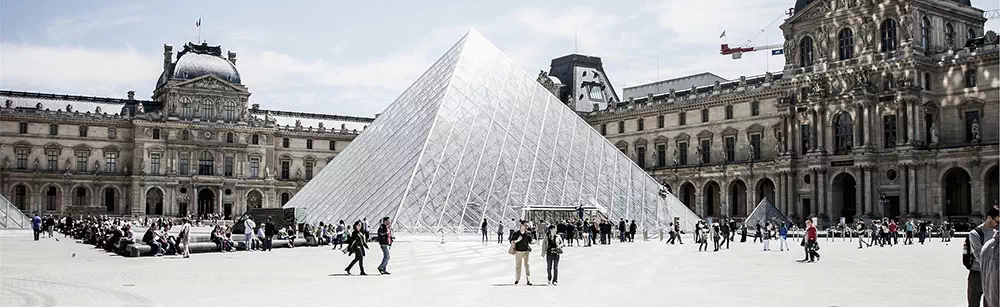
xmin=284 ymin=30 xmax=700 ymax=233
xmin=744 ymin=198 xmax=791 ymax=227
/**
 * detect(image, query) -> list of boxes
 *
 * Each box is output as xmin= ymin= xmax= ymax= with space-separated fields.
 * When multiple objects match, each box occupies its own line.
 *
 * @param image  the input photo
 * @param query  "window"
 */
xmin=78 ymin=126 xmax=88 ymax=137
xmin=73 ymin=187 xmax=87 ymax=206
xmin=967 ymin=28 xmax=977 ymax=40
xmin=306 ymin=139 xmax=314 ymax=149
xmin=150 ymin=153 xmax=160 ymax=175
xmin=182 ymin=130 xmax=190 ymax=141
xmin=76 ymin=151 xmax=88 ymax=172
xmin=945 ymin=23 xmax=956 ymax=48
xmin=965 ymin=111 xmax=981 ymax=142
xmin=588 ymin=86 xmax=605 ymax=100
xmin=224 ymin=156 xmax=233 ymax=177
xmin=224 ymin=102 xmax=235 ymax=121
xmin=179 ymin=154 xmax=189 ymax=176
xmin=617 ymin=121 xmax=625 ymax=134
xmin=281 ymin=160 xmax=290 ymax=180
xmin=198 ymin=151 xmax=214 ymax=175
xmin=636 ymin=146 xmax=646 ymax=168
xmin=883 ymin=74 xmax=896 ymax=91
xmin=923 ymin=72 xmax=932 ymax=91
xmin=280 ymin=193 xmax=290 ymax=205
xmin=838 ymin=28 xmax=854 ymax=60
xmin=329 ymin=140 xmax=336 ymax=151
xmin=305 ymin=161 xmax=314 ymax=180
xmin=883 ymin=115 xmax=897 ymax=148
xmin=880 ymin=19 xmax=898 ymax=52
xmin=656 ymin=143 xmax=666 ymax=167
xmin=800 ymin=36 xmax=814 ymax=67
xmin=250 ymin=158 xmax=260 ymax=179
xmin=226 ymin=133 xmax=234 ymax=143
xmin=800 ymin=124 xmax=811 ymax=154
xmin=282 ymin=138 xmax=290 ymax=148
xmin=152 ymin=128 xmax=160 ymax=140
xmin=600 ymin=123 xmax=607 ymax=135
xmin=750 ymin=134 xmax=762 ymax=160
xmin=200 ymin=100 xmax=214 ymax=120
xmin=657 ymin=115 xmax=665 ymax=128
xmin=700 ymin=140 xmax=711 ymax=164
xmin=701 ymin=109 xmax=709 ymax=123
xmin=46 ymin=187 xmax=57 ymax=211
xmin=725 ymin=136 xmax=736 ymax=162
xmin=725 ymin=105 xmax=733 ymax=120
xmin=251 ymin=134 xmax=259 ymax=145
xmin=679 ymin=112 xmax=687 ymax=126
xmin=13 ymin=185 xmax=27 ymax=210
xmin=637 ymin=119 xmax=645 ymax=131
xmin=47 ymin=150 xmax=58 ymax=171
xmin=751 ymin=101 xmax=760 ymax=116
xmin=678 ymin=142 xmax=688 ymax=165
xmin=834 ymin=113 xmax=854 ymax=155
xmin=108 ymin=127 xmax=117 ymax=139
xmin=18 ymin=122 xmax=27 ymax=134
xmin=181 ymin=102 xmax=192 ymax=120
xmin=105 ymin=152 xmax=117 ymax=173
xmin=920 ymin=17 xmax=931 ymax=49
xmin=15 ymin=148 xmax=28 ymax=169
xmin=49 ymin=124 xmax=58 ymax=136
xmin=965 ymin=70 xmax=977 ymax=88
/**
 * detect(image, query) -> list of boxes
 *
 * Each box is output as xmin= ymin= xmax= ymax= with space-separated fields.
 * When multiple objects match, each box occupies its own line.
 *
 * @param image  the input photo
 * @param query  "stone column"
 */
xmin=907 ymin=100 xmax=917 ymax=144
xmin=909 ymin=164 xmax=918 ymax=214
xmin=901 ymin=164 xmax=910 ymax=215
xmin=777 ymin=172 xmax=786 ymax=214
xmin=864 ymin=166 xmax=875 ymax=215
xmin=855 ymin=167 xmax=864 ymax=218
xmin=896 ymin=101 xmax=906 ymax=146
xmin=820 ymin=169 xmax=829 ymax=218
xmin=868 ymin=102 xmax=878 ymax=149
xmin=811 ymin=110 xmax=819 ymax=152
xmin=853 ymin=104 xmax=864 ymax=148
xmin=812 ymin=169 xmax=820 ymax=215
xmin=218 ymin=187 xmax=224 ymax=216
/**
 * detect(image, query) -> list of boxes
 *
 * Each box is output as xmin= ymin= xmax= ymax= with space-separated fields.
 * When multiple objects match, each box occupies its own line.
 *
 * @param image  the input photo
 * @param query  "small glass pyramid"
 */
xmin=284 ymin=30 xmax=701 ymax=233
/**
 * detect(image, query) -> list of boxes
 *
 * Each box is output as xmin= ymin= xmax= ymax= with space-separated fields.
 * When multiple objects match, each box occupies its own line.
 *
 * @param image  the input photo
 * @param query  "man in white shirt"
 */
xmin=243 ymin=216 xmax=256 ymax=252
xmin=179 ymin=218 xmax=192 ymax=258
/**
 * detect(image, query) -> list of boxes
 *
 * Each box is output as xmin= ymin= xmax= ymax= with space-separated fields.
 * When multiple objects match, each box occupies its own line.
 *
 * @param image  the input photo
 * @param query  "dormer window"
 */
xmin=588 ymin=86 xmax=604 ymax=101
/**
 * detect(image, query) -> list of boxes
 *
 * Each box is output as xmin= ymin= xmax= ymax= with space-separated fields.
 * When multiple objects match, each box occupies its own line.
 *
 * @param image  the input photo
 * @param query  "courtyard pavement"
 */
xmin=0 ymin=232 xmax=973 ymax=307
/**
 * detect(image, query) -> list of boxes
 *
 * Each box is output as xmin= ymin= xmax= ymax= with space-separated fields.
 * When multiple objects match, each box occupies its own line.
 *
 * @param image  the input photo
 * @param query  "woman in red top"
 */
xmin=800 ymin=219 xmax=820 ymax=263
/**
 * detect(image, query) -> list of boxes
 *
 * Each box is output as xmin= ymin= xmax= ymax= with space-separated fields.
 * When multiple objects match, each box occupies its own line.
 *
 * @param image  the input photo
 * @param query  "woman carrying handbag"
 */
xmin=344 ymin=221 xmax=369 ymax=275
xmin=509 ymin=220 xmax=533 ymax=285
xmin=541 ymin=224 xmax=564 ymax=285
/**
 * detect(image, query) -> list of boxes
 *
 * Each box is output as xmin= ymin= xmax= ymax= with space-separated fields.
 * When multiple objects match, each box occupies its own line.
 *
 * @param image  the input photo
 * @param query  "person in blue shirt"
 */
xmin=778 ymin=223 xmax=789 ymax=251
xmin=31 ymin=213 xmax=42 ymax=241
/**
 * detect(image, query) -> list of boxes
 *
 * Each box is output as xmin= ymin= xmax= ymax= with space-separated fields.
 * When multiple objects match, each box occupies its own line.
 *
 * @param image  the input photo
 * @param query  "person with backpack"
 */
xmin=965 ymin=206 xmax=998 ymax=307
xmin=541 ymin=224 xmax=563 ymax=285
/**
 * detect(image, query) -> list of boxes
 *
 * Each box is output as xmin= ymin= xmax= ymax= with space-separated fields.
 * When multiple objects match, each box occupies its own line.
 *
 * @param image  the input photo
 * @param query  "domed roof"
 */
xmin=171 ymin=42 xmax=241 ymax=84
xmin=547 ymin=75 xmax=562 ymax=85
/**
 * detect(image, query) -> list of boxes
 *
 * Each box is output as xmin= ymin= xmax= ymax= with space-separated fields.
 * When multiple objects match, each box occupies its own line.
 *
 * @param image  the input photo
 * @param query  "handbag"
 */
xmin=508 ymin=243 xmax=516 ymax=255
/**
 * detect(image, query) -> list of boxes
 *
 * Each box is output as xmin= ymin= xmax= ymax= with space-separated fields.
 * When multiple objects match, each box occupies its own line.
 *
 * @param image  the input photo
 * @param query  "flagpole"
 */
xmin=197 ymin=14 xmax=202 ymax=43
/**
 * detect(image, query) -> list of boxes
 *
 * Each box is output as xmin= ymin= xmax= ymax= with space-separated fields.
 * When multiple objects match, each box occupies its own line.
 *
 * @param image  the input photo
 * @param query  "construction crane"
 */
xmin=719 ymin=12 xmax=789 ymax=60
xmin=986 ymin=9 xmax=999 ymax=20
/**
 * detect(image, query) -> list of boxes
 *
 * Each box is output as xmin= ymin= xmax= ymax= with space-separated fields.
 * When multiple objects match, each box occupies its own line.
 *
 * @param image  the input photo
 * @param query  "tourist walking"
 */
xmin=753 ymin=223 xmax=762 ymax=243
xmin=728 ymin=220 xmax=737 ymax=241
xmin=497 ymin=223 xmax=504 ymax=244
xmin=481 ymin=218 xmax=489 ymax=243
xmin=509 ymin=220 xmax=533 ymax=285
xmin=800 ymin=219 xmax=819 ymax=262
xmin=376 ymin=217 xmax=393 ymax=275
xmin=979 ymin=224 xmax=998 ymax=307
xmin=243 ymin=216 xmax=256 ymax=252
xmin=904 ymin=219 xmax=915 ymax=245
xmin=178 ymin=218 xmax=191 ymax=258
xmin=762 ymin=223 xmax=772 ymax=251
xmin=344 ymin=221 xmax=369 ymax=275
xmin=697 ymin=222 xmax=709 ymax=252
xmin=740 ymin=224 xmax=747 ymax=243
xmin=629 ymin=220 xmax=638 ymax=242
xmin=541 ymin=224 xmax=564 ymax=286
xmin=966 ymin=206 xmax=998 ymax=307
xmin=720 ymin=222 xmax=731 ymax=249
xmin=263 ymin=217 xmax=276 ymax=251
xmin=32 ymin=213 xmax=42 ymax=241
xmin=779 ymin=223 xmax=789 ymax=251
xmin=711 ymin=223 xmax=721 ymax=252
xmin=333 ymin=220 xmax=346 ymax=249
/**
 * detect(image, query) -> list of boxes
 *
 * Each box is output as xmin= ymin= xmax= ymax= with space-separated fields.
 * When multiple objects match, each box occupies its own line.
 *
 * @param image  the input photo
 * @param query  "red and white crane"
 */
xmin=719 ymin=11 xmax=793 ymax=60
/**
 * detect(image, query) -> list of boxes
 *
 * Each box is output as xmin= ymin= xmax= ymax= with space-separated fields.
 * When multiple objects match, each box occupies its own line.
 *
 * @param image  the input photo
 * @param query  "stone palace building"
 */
xmin=1 ymin=42 xmax=373 ymax=218
xmin=563 ymin=0 xmax=999 ymax=226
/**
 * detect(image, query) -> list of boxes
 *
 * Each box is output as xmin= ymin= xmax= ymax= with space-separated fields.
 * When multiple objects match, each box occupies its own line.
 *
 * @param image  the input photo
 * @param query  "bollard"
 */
xmin=643 ymin=230 xmax=648 ymax=241
xmin=659 ymin=229 xmax=664 ymax=241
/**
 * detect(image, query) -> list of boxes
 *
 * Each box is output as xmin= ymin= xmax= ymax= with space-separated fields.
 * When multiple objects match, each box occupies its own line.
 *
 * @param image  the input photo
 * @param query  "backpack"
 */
xmin=962 ymin=226 xmax=985 ymax=270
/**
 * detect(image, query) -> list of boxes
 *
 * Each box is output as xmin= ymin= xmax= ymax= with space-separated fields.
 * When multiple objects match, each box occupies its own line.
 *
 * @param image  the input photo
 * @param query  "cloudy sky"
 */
xmin=2 ymin=0 xmax=997 ymax=117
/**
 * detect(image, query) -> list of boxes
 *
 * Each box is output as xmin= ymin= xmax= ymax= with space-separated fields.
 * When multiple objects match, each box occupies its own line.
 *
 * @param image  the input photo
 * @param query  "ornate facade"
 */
xmin=578 ymin=0 xmax=999 ymax=226
xmin=0 ymin=42 xmax=374 ymax=218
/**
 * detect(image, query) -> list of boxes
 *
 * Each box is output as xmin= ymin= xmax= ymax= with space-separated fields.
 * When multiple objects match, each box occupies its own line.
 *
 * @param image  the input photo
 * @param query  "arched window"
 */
xmin=224 ymin=102 xmax=236 ymax=121
xmin=198 ymin=151 xmax=214 ymax=175
xmin=967 ymin=27 xmax=977 ymax=40
xmin=920 ymin=17 xmax=931 ymax=49
xmin=181 ymin=102 xmax=192 ymax=119
xmin=152 ymin=128 xmax=160 ymax=140
xmin=200 ymin=99 xmax=214 ymax=120
xmin=834 ymin=113 xmax=854 ymax=155
xmin=800 ymin=36 xmax=814 ymax=67
xmin=73 ymin=187 xmax=88 ymax=206
xmin=14 ymin=185 xmax=28 ymax=210
xmin=945 ymin=23 xmax=956 ymax=48
xmin=226 ymin=132 xmax=234 ymax=143
xmin=880 ymin=19 xmax=898 ymax=52
xmin=838 ymin=28 xmax=854 ymax=60
xmin=251 ymin=134 xmax=259 ymax=145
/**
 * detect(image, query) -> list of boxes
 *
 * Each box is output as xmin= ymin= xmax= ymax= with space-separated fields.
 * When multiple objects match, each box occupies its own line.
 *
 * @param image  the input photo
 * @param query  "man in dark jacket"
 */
xmin=628 ymin=220 xmax=638 ymax=242
xmin=618 ymin=219 xmax=627 ymax=243
xmin=263 ymin=217 xmax=276 ymax=251
xmin=376 ymin=217 xmax=393 ymax=275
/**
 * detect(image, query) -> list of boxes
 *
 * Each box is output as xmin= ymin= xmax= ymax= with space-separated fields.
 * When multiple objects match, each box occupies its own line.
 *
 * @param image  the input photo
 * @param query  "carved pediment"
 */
xmin=748 ymin=123 xmax=765 ymax=134
xmin=653 ymin=135 xmax=669 ymax=143
xmin=697 ymin=130 xmax=714 ymax=139
xmin=634 ymin=138 xmax=649 ymax=146
xmin=614 ymin=140 xmax=628 ymax=148
xmin=721 ymin=127 xmax=739 ymax=136
xmin=43 ymin=143 xmax=63 ymax=150
xmin=102 ymin=145 xmax=121 ymax=153
xmin=175 ymin=75 xmax=246 ymax=93
xmin=675 ymin=133 xmax=691 ymax=141
xmin=73 ymin=144 xmax=92 ymax=152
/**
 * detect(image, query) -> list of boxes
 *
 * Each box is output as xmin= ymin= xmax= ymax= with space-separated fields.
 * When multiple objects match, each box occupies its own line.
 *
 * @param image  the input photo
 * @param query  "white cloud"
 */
xmin=0 ymin=43 xmax=159 ymax=98
xmin=45 ymin=6 xmax=147 ymax=41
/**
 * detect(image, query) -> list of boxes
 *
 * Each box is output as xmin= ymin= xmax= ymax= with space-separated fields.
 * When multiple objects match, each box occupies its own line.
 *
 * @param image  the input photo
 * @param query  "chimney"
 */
xmin=228 ymin=51 xmax=237 ymax=65
xmin=127 ymin=91 xmax=135 ymax=100
xmin=163 ymin=44 xmax=173 ymax=69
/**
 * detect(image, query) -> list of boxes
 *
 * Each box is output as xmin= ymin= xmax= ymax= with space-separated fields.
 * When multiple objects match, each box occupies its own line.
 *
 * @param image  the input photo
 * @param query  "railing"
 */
xmin=0 ymin=194 xmax=30 ymax=229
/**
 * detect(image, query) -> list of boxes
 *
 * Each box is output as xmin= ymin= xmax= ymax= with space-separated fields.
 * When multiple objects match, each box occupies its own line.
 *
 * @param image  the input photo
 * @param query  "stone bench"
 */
xmin=124 ymin=238 xmax=310 ymax=257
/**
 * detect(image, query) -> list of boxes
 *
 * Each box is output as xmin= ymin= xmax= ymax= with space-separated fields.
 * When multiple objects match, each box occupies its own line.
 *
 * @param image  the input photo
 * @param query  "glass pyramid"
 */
xmin=284 ymin=30 xmax=701 ymax=233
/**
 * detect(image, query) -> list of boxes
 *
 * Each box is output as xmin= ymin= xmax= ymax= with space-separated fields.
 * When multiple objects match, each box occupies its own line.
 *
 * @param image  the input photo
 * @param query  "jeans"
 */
xmin=482 ymin=231 xmax=488 ymax=242
xmin=780 ymin=237 xmax=789 ymax=250
xmin=33 ymin=229 xmax=40 ymax=241
xmin=378 ymin=244 xmax=390 ymax=272
xmin=263 ymin=236 xmax=273 ymax=251
xmin=346 ymin=252 xmax=365 ymax=274
xmin=546 ymin=254 xmax=560 ymax=283
xmin=245 ymin=233 xmax=253 ymax=251
xmin=968 ymin=270 xmax=983 ymax=307
xmin=514 ymin=251 xmax=530 ymax=282
xmin=180 ymin=237 xmax=190 ymax=257
xmin=497 ymin=232 xmax=503 ymax=244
